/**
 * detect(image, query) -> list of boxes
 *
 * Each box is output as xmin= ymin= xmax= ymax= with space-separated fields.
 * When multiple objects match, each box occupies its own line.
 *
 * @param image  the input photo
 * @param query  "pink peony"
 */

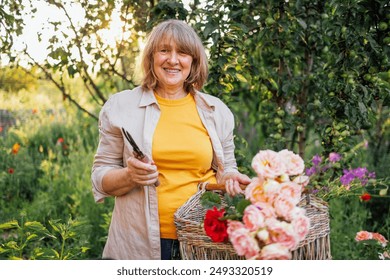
xmin=355 ymin=231 xmax=373 ymax=242
xmin=293 ymin=175 xmax=310 ymax=188
xmin=273 ymin=195 xmax=296 ymax=221
xmin=243 ymin=205 xmax=266 ymax=231
xmin=252 ymin=150 xmax=286 ymax=179
xmin=258 ymin=243 xmax=291 ymax=260
xmin=262 ymin=179 xmax=282 ymax=202
xmin=253 ymin=202 xmax=276 ymax=218
xmin=245 ymin=177 xmax=267 ymax=204
xmin=228 ymin=221 xmax=260 ymax=259
xmin=256 ymin=229 xmax=270 ymax=244
xmin=372 ymin=233 xmax=388 ymax=247
xmin=266 ymin=219 xmax=299 ymax=250
xmin=279 ymin=149 xmax=305 ymax=175
xmin=227 ymin=220 xmax=246 ymax=235
xmin=279 ymin=181 xmax=302 ymax=205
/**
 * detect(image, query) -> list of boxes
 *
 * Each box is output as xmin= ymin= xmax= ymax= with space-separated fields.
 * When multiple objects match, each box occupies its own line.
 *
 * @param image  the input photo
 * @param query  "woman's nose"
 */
xmin=167 ymin=51 xmax=178 ymax=64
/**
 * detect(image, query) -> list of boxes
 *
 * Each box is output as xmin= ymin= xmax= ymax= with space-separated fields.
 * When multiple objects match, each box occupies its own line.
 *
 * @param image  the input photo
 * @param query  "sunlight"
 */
xmin=96 ymin=9 xmax=132 ymax=48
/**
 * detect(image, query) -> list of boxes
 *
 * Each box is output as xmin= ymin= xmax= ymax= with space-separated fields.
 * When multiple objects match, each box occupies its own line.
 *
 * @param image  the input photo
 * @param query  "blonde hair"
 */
xmin=141 ymin=19 xmax=208 ymax=94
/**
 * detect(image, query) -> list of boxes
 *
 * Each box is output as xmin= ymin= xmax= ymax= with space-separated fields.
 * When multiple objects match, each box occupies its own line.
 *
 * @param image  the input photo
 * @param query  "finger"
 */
xmin=225 ymin=179 xmax=235 ymax=196
xmin=127 ymin=157 xmax=157 ymax=172
xmin=133 ymin=171 xmax=159 ymax=186
xmin=233 ymin=180 xmax=244 ymax=195
xmin=238 ymin=174 xmax=252 ymax=184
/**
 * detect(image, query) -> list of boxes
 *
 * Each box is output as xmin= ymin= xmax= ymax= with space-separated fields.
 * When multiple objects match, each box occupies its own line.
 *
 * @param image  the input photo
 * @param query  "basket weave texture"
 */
xmin=174 ymin=184 xmax=332 ymax=260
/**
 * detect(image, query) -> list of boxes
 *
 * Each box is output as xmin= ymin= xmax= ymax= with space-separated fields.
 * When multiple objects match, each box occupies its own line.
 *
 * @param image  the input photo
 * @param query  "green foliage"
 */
xmin=0 ymin=214 xmax=89 ymax=260
xmin=0 ymin=66 xmax=38 ymax=93
xmin=201 ymin=191 xmax=250 ymax=221
xmin=200 ymin=191 xmax=221 ymax=209
xmin=0 ymin=90 xmax=113 ymax=258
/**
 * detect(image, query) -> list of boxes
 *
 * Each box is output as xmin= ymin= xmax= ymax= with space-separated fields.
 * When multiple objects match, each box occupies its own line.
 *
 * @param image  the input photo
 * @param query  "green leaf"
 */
xmin=81 ymin=247 xmax=90 ymax=253
xmin=232 ymin=194 xmax=246 ymax=207
xmin=297 ymin=18 xmax=307 ymax=30
xmin=48 ymin=220 xmax=61 ymax=233
xmin=236 ymin=73 xmax=248 ymax=83
xmin=200 ymin=191 xmax=221 ymax=209
xmin=0 ymin=247 xmax=9 ymax=254
xmin=26 ymin=233 xmax=39 ymax=242
xmin=50 ymin=248 xmax=60 ymax=259
xmin=235 ymin=199 xmax=251 ymax=215
xmin=223 ymin=193 xmax=233 ymax=206
xmin=0 ymin=220 xmax=19 ymax=230
xmin=24 ymin=221 xmax=46 ymax=232
xmin=5 ymin=241 xmax=19 ymax=250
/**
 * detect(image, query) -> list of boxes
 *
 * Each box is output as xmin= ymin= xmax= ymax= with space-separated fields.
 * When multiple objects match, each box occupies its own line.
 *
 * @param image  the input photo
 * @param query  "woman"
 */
xmin=91 ymin=19 xmax=250 ymax=260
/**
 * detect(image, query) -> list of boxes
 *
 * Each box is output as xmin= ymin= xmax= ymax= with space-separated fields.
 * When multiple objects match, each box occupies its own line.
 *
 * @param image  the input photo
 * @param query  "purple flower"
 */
xmin=368 ymin=172 xmax=376 ymax=179
xmin=329 ymin=152 xmax=342 ymax=163
xmin=352 ymin=167 xmax=368 ymax=179
xmin=305 ymin=166 xmax=317 ymax=176
xmin=340 ymin=170 xmax=355 ymax=186
xmin=312 ymin=154 xmax=322 ymax=166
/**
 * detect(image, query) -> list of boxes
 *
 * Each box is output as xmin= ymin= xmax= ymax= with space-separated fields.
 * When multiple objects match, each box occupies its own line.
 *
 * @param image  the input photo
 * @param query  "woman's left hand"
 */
xmin=222 ymin=172 xmax=251 ymax=196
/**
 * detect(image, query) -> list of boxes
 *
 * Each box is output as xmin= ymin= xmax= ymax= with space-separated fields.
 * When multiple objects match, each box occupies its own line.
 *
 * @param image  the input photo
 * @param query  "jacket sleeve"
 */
xmin=213 ymin=100 xmax=239 ymax=183
xmin=91 ymin=97 xmax=124 ymax=203
xmin=220 ymin=107 xmax=239 ymax=175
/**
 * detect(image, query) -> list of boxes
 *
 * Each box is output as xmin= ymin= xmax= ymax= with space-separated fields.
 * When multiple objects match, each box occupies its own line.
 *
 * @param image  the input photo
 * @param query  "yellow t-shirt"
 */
xmin=152 ymin=93 xmax=217 ymax=239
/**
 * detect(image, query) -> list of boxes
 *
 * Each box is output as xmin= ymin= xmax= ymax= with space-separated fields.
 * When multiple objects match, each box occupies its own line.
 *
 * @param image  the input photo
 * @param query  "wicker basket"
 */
xmin=174 ymin=182 xmax=332 ymax=260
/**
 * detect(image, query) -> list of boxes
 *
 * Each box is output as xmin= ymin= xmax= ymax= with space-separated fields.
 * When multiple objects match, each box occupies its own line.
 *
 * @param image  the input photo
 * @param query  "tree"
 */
xmin=1 ymin=0 xmax=165 ymax=119
xmin=186 ymin=0 xmax=389 ymax=164
xmin=1 ymin=0 xmax=389 ymax=164
xmin=0 ymin=65 xmax=37 ymax=92
xmin=0 ymin=0 xmax=25 ymax=57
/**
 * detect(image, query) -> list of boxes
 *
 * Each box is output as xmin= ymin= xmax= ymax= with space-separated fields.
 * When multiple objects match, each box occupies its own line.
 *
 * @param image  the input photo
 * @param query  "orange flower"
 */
xmin=11 ymin=143 xmax=21 ymax=154
xmin=360 ymin=193 xmax=371 ymax=201
xmin=32 ymin=108 xmax=38 ymax=114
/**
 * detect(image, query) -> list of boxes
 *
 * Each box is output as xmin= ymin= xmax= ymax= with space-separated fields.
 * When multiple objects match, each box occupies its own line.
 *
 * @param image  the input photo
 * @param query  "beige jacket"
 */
xmin=91 ymin=86 xmax=239 ymax=259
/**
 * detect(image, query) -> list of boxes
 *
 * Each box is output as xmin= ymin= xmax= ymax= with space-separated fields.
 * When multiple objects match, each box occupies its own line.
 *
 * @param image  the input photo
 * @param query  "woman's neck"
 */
xmin=155 ymin=87 xmax=187 ymax=100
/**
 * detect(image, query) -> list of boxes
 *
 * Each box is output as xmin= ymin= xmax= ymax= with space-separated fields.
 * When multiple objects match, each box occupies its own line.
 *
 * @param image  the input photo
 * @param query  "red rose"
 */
xmin=204 ymin=206 xmax=228 ymax=242
xmin=8 ymin=168 xmax=14 ymax=174
xmin=360 ymin=193 xmax=371 ymax=201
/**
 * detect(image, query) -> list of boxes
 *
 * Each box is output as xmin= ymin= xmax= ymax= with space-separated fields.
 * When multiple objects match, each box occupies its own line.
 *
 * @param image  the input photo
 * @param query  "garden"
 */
xmin=0 ymin=0 xmax=389 ymax=260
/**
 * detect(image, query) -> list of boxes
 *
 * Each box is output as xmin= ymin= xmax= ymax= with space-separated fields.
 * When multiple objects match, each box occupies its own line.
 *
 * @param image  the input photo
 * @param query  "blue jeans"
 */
xmin=160 ymin=238 xmax=181 ymax=260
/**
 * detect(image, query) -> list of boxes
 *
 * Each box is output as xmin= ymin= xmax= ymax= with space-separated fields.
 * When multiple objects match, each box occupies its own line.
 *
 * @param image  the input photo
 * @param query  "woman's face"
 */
xmin=153 ymin=39 xmax=193 ymax=92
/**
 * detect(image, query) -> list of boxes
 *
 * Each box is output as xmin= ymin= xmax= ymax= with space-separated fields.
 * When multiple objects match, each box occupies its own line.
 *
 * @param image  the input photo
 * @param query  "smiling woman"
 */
xmin=91 ymin=19 xmax=251 ymax=260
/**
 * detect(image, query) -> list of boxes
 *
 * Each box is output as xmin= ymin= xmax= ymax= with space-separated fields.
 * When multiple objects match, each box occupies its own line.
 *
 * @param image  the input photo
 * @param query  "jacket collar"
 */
xmin=138 ymin=87 xmax=216 ymax=112
xmin=139 ymin=88 xmax=158 ymax=107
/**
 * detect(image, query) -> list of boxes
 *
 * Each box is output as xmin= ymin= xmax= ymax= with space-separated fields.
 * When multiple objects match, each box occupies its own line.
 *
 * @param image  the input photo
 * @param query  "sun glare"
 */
xmin=96 ymin=9 xmax=132 ymax=48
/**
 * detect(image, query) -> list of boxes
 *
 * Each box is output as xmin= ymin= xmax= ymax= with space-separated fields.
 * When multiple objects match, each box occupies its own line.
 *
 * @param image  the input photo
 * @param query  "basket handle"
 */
xmin=204 ymin=183 xmax=247 ymax=191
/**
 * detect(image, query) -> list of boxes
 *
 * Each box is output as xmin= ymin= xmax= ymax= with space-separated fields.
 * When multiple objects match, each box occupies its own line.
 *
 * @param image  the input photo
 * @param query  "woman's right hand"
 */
xmin=126 ymin=156 xmax=159 ymax=187
xmin=102 ymin=156 xmax=159 ymax=197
